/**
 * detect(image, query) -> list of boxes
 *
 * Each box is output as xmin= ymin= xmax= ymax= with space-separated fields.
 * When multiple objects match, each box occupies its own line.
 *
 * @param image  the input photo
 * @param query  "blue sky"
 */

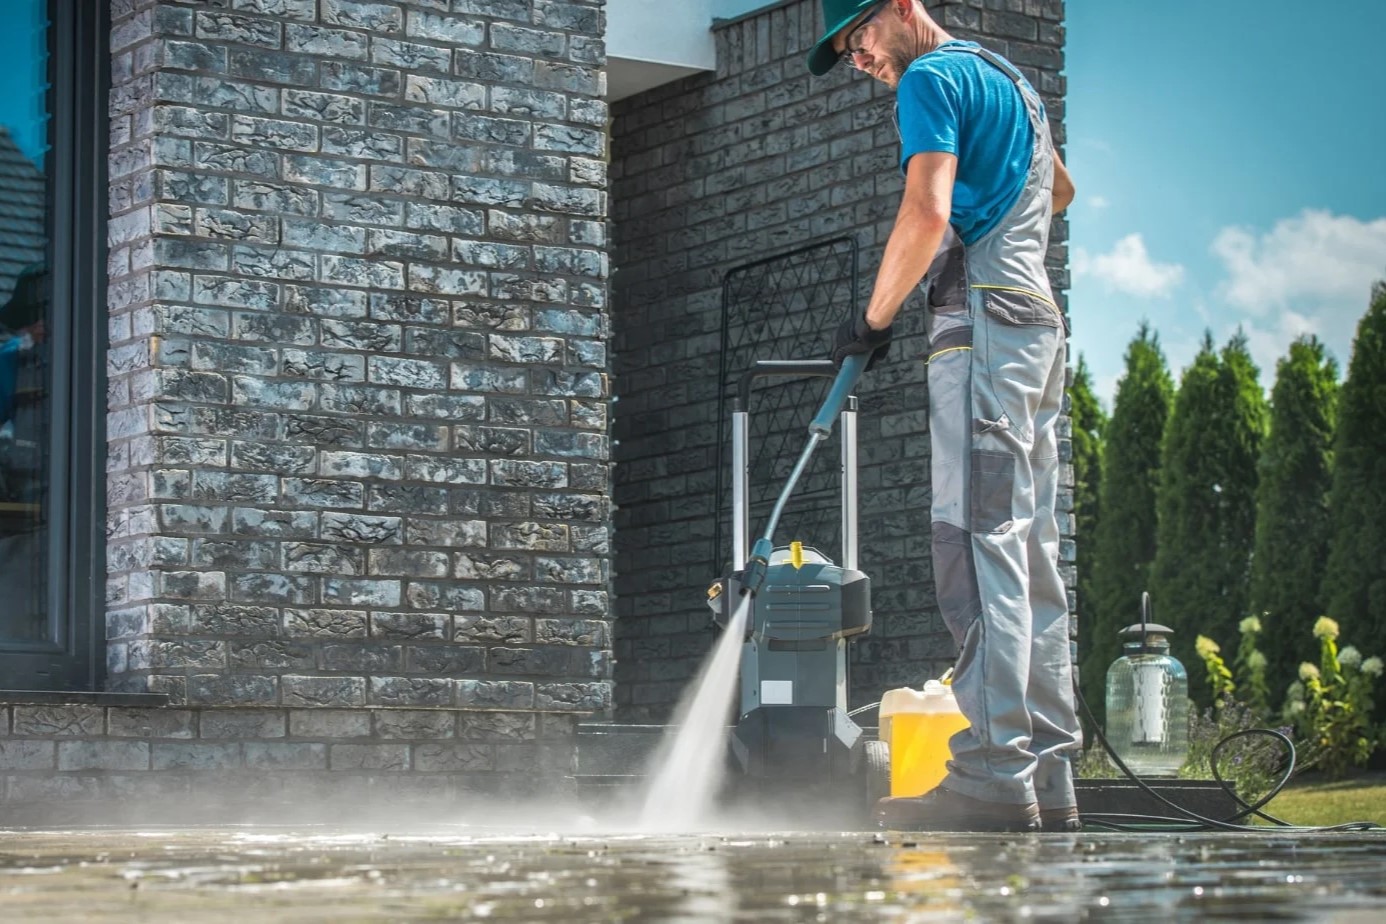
xmin=1065 ymin=0 xmax=1386 ymax=408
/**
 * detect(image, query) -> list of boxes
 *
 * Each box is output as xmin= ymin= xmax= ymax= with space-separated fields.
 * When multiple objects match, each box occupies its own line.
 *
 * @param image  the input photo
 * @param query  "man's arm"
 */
xmin=1052 ymin=151 xmax=1075 ymax=214
xmin=863 ymin=152 xmax=957 ymax=331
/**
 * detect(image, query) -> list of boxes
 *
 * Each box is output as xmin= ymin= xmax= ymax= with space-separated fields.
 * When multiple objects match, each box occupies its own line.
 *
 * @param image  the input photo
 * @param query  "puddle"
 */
xmin=1 ymin=827 xmax=1384 ymax=921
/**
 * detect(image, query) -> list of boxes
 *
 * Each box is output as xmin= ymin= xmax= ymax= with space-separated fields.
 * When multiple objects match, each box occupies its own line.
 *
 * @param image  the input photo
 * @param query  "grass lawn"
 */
xmin=1259 ymin=771 xmax=1386 ymax=828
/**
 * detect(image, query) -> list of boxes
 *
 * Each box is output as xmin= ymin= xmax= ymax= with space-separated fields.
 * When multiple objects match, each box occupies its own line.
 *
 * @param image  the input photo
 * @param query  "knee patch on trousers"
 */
xmin=932 ymin=522 xmax=981 ymax=646
xmin=970 ymin=448 xmax=1015 ymax=533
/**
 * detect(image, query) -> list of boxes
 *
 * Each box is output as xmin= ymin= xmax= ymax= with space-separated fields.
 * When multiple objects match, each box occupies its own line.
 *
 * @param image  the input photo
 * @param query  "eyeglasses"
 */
xmin=838 ymin=2 xmax=886 ymax=68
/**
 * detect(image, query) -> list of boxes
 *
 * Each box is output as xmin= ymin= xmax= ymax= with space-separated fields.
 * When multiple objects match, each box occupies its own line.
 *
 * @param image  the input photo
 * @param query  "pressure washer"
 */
xmin=703 ymin=354 xmax=887 ymax=806
xmin=573 ymin=354 xmax=887 ymax=818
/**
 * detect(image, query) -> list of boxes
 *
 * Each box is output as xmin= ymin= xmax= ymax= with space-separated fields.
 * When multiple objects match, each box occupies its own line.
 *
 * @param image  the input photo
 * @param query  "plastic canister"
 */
xmin=879 ymin=680 xmax=969 ymax=798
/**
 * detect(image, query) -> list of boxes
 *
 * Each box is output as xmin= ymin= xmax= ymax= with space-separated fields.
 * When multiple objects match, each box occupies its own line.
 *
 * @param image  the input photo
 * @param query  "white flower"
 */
xmin=1313 ymin=617 xmax=1339 ymax=641
xmin=1285 ymin=681 xmax=1304 ymax=702
xmin=1240 ymin=616 xmax=1262 ymax=635
xmin=1363 ymin=657 xmax=1383 ymax=678
xmin=1338 ymin=646 xmax=1362 ymax=670
xmin=1286 ymin=700 xmax=1306 ymax=716
xmin=1247 ymin=650 xmax=1267 ymax=671
xmin=1299 ymin=663 xmax=1320 ymax=682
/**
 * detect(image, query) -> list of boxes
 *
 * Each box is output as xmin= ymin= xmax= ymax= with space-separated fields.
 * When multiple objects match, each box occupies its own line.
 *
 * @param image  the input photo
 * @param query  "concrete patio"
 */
xmin=3 ymin=824 xmax=1384 ymax=921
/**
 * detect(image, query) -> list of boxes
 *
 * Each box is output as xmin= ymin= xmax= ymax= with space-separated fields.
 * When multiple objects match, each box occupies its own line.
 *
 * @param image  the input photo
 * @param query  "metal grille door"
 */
xmin=714 ymin=237 xmax=858 ymax=571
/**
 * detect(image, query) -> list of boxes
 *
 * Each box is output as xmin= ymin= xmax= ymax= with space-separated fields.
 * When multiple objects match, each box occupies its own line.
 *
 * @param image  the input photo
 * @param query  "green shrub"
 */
xmin=1282 ymin=617 xmax=1383 ymax=778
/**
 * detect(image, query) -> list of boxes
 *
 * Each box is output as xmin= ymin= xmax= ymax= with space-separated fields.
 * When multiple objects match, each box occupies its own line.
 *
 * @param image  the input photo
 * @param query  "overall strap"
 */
xmin=938 ymin=44 xmax=1047 ymax=137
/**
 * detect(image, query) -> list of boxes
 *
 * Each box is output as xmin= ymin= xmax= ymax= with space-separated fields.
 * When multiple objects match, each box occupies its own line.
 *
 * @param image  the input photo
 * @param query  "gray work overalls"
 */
xmin=918 ymin=45 xmax=1081 ymax=810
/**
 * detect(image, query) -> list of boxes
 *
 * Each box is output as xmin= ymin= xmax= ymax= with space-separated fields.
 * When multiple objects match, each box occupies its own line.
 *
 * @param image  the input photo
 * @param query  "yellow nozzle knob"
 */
xmin=790 ymin=541 xmax=804 ymax=569
xmin=707 ymin=581 xmax=723 ymax=600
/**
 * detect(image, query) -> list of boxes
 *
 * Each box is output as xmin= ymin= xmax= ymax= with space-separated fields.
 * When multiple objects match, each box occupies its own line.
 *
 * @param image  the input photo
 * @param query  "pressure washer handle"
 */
xmin=809 ymin=353 xmax=868 ymax=437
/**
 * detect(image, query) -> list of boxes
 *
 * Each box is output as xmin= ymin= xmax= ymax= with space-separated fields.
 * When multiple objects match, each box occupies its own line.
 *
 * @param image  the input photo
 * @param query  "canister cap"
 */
xmin=1120 ymin=622 xmax=1174 ymax=637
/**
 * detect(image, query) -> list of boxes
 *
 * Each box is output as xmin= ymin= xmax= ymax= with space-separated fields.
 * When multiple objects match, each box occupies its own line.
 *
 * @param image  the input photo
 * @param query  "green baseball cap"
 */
xmin=807 ymin=0 xmax=880 ymax=76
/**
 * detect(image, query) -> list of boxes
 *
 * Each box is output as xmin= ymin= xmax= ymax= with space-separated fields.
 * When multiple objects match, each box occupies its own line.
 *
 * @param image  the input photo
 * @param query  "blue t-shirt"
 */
xmin=895 ymin=41 xmax=1039 ymax=244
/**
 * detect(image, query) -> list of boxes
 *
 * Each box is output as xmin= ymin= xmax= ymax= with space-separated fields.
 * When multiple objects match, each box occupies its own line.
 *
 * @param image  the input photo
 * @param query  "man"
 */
xmin=810 ymin=0 xmax=1081 ymax=832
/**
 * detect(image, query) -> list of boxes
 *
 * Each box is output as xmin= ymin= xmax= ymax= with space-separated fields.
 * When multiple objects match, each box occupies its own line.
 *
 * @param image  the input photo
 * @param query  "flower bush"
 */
xmin=1196 ymin=634 xmax=1236 ymax=703
xmin=1281 ymin=617 xmax=1382 ymax=778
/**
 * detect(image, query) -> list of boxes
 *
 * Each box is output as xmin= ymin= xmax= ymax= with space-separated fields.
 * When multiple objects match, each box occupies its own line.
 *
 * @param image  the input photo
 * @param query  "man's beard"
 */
xmin=878 ymin=45 xmax=918 ymax=88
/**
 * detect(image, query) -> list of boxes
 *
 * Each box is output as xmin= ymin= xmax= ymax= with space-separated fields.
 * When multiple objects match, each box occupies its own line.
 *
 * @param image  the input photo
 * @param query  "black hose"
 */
xmin=1075 ymin=687 xmax=1383 ymax=833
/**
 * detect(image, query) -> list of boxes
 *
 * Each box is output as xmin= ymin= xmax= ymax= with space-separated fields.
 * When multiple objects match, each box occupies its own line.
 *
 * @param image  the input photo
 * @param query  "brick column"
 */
xmin=104 ymin=0 xmax=612 ymax=716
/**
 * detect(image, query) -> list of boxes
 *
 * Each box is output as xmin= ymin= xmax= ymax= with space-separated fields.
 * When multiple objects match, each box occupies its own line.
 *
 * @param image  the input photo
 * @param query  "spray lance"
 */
xmin=734 ymin=352 xmax=869 ymax=599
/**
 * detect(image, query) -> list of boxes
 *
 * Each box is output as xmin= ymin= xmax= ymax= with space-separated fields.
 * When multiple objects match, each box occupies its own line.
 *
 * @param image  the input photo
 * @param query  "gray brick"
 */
xmin=406 ymin=644 xmax=486 ymax=675
xmin=5 ymin=775 xmax=100 ymax=803
xmin=195 ymin=12 xmax=283 ymax=48
xmin=330 ymin=743 xmax=410 ymax=770
xmin=188 ymin=674 xmax=279 ymax=705
xmin=455 ymin=679 xmax=533 ymax=709
xmin=413 ymin=742 xmax=492 ymax=772
xmin=371 ymin=611 xmax=448 ymax=640
xmin=458 ymin=711 xmax=534 ymax=742
xmin=0 ymin=740 xmax=57 ymax=771
xmin=58 ymin=741 xmax=151 ymax=772
xmin=372 ymin=39 xmax=451 ymax=74
xmin=152 ymin=741 xmax=242 ymax=770
xmin=288 ymin=709 xmax=372 ymax=739
xmin=373 ymin=709 xmax=454 ymax=740
xmin=322 ymin=0 xmax=403 ymax=34
xmin=284 ymin=542 xmax=365 ymax=575
xmin=536 ymin=682 xmax=611 ymax=712
xmin=284 ymin=608 xmax=369 ymax=639
xmin=12 ymin=706 xmax=105 ymax=737
xmin=282 ymin=675 xmax=367 ymax=707
xmin=244 ymin=741 xmax=328 ymax=770
xmin=318 ymin=579 xmax=396 ymax=606
xmin=368 ymin=676 xmax=452 ymax=707
xmin=199 ymin=709 xmax=286 ymax=739
xmin=285 ymin=24 xmax=369 ymax=59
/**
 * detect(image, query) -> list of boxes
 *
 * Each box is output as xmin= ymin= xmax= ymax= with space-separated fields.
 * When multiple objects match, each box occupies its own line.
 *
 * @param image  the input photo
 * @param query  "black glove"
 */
xmin=831 ymin=312 xmax=893 ymax=370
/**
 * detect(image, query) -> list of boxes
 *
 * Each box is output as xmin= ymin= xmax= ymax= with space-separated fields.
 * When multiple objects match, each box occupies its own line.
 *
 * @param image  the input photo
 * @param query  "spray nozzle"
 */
xmin=739 ymin=537 xmax=774 ymax=597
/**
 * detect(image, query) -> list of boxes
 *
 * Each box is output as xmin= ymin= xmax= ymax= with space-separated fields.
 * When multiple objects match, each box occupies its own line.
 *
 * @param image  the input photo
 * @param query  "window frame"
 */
xmin=0 ymin=0 xmax=108 ymax=691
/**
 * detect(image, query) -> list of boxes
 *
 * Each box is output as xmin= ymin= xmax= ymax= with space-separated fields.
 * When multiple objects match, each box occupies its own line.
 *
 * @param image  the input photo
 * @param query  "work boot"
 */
xmin=1039 ymin=805 xmax=1082 ymax=833
xmin=873 ymin=786 xmax=1040 ymax=832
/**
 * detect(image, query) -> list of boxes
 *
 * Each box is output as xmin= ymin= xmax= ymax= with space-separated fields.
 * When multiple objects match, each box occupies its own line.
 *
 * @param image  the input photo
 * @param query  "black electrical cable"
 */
xmin=849 ymin=687 xmax=1382 ymax=833
xmin=1075 ymin=687 xmax=1383 ymax=833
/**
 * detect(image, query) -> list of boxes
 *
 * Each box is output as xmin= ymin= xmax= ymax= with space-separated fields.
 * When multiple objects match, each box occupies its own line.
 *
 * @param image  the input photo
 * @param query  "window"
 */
xmin=0 ymin=0 xmax=106 ymax=690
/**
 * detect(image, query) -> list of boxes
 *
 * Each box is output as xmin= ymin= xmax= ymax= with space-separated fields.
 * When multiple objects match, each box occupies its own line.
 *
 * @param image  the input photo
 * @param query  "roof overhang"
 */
xmin=606 ymin=0 xmax=779 ymax=101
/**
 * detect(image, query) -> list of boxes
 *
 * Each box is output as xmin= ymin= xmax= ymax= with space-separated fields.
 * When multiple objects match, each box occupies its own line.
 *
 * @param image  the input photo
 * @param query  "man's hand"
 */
xmin=831 ymin=312 xmax=893 ymax=370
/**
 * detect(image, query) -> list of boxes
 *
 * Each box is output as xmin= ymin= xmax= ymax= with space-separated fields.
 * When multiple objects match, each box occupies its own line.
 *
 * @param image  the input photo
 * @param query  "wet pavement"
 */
xmin=3 ymin=824 xmax=1386 ymax=922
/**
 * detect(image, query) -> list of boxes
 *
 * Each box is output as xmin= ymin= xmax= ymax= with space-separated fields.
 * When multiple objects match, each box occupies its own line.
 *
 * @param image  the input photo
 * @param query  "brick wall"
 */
xmin=0 ymin=699 xmax=578 ymax=820
xmin=608 ymin=0 xmax=1072 ymax=721
xmin=101 ymin=0 xmax=613 ymax=724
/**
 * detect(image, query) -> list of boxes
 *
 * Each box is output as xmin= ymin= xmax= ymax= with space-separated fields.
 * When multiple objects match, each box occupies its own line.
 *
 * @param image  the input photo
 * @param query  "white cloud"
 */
xmin=1213 ymin=209 xmax=1386 ymax=316
xmin=1210 ymin=209 xmax=1386 ymax=374
xmin=1087 ymin=195 xmax=1110 ymax=210
xmin=1073 ymin=233 xmax=1185 ymax=298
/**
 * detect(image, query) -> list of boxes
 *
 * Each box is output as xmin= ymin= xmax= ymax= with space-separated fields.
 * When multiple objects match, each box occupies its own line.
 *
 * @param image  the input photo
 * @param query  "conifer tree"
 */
xmin=1082 ymin=325 xmax=1171 ymax=719
xmin=1325 ymin=282 xmax=1386 ymax=659
xmin=1070 ymin=354 xmax=1105 ymax=643
xmin=1151 ymin=331 xmax=1267 ymax=705
xmin=1249 ymin=336 xmax=1339 ymax=693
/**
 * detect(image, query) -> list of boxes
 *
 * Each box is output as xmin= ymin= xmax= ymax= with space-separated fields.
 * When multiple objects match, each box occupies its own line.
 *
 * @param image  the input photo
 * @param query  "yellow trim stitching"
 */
xmin=927 ymin=346 xmax=972 ymax=363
